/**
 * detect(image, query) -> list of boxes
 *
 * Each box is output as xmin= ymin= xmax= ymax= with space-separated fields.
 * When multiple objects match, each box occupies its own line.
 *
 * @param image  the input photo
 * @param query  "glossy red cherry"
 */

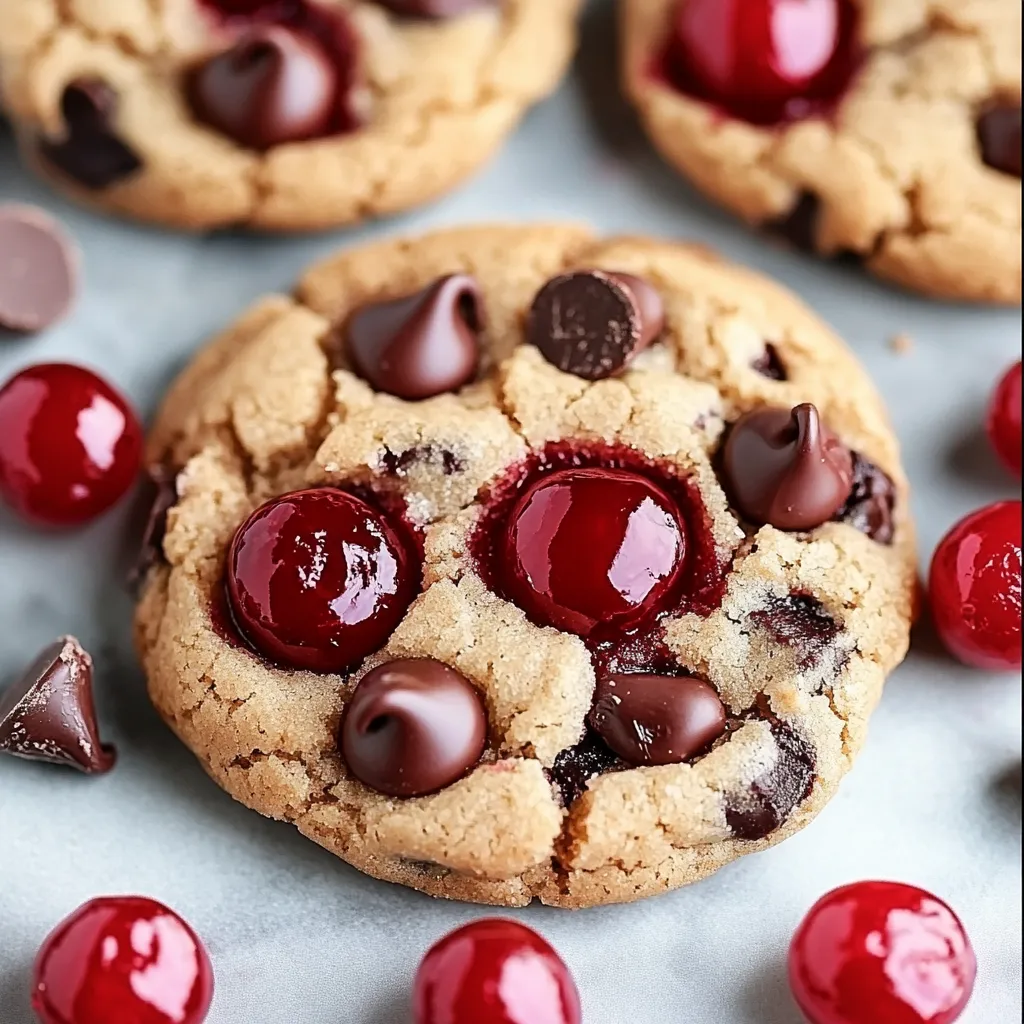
xmin=0 ymin=362 xmax=143 ymax=527
xmin=413 ymin=919 xmax=581 ymax=1024
xmin=500 ymin=467 xmax=686 ymax=639
xmin=986 ymin=360 xmax=1022 ymax=476
xmin=670 ymin=0 xmax=859 ymax=125
xmin=32 ymin=896 xmax=214 ymax=1024
xmin=928 ymin=500 xmax=1022 ymax=671
xmin=789 ymin=881 xmax=976 ymax=1024
xmin=226 ymin=488 xmax=417 ymax=673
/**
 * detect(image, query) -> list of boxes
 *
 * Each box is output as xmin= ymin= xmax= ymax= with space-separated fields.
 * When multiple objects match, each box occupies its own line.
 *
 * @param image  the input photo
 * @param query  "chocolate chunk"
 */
xmin=549 ymin=729 xmax=622 ymax=806
xmin=527 ymin=269 xmax=665 ymax=381
xmin=751 ymin=343 xmax=787 ymax=381
xmin=39 ymin=79 xmax=143 ymax=190
xmin=380 ymin=445 xmax=464 ymax=477
xmin=0 ymin=637 xmax=116 ymax=774
xmin=340 ymin=658 xmax=487 ymax=797
xmin=374 ymin=0 xmax=495 ymax=16
xmin=128 ymin=466 xmax=178 ymax=593
xmin=768 ymin=192 xmax=821 ymax=252
xmin=750 ymin=593 xmax=841 ymax=670
xmin=346 ymin=274 xmax=483 ymax=400
xmin=589 ymin=673 xmax=726 ymax=766
xmin=977 ymin=105 xmax=1022 ymax=178
xmin=188 ymin=26 xmax=338 ymax=150
xmin=725 ymin=721 xmax=815 ymax=841
xmin=0 ymin=205 xmax=78 ymax=334
xmin=834 ymin=451 xmax=896 ymax=545
xmin=721 ymin=404 xmax=854 ymax=531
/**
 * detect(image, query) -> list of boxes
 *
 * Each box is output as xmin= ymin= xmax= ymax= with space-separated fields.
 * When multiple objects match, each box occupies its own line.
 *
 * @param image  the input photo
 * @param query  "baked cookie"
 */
xmin=134 ymin=224 xmax=916 ymax=909
xmin=622 ymin=0 xmax=1022 ymax=304
xmin=0 ymin=1 xmax=578 ymax=231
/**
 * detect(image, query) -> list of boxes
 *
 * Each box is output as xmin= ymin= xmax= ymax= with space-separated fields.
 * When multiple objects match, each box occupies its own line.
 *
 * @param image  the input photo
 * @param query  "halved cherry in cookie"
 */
xmin=500 ymin=467 xmax=687 ymax=639
xmin=226 ymin=488 xmax=418 ymax=673
xmin=668 ymin=0 xmax=860 ymax=125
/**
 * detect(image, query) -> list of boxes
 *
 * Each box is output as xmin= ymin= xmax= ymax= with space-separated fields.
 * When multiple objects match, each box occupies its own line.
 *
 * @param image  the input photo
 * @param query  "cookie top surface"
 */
xmin=622 ymin=0 xmax=1023 ymax=304
xmin=0 ymin=0 xmax=579 ymax=230
xmin=135 ymin=223 xmax=916 ymax=909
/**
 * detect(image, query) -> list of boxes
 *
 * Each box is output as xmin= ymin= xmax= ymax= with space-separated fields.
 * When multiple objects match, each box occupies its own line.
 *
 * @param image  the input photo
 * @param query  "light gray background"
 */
xmin=1 ymin=2 xmax=1021 ymax=1021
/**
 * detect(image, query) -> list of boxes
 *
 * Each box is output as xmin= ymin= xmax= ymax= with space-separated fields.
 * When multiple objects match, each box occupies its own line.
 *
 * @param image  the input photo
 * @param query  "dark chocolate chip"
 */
xmin=0 ymin=637 xmax=116 ymax=774
xmin=549 ymin=728 xmax=622 ymax=806
xmin=527 ymin=269 xmax=665 ymax=381
xmin=751 ymin=343 xmax=787 ymax=381
xmin=589 ymin=673 xmax=726 ymax=767
xmin=374 ymin=0 xmax=496 ymax=16
xmin=750 ymin=593 xmax=841 ymax=670
xmin=768 ymin=192 xmax=821 ymax=252
xmin=128 ymin=466 xmax=179 ymax=593
xmin=0 ymin=205 xmax=78 ymax=334
xmin=39 ymin=79 xmax=143 ymax=190
xmin=340 ymin=658 xmax=487 ymax=797
xmin=977 ymin=105 xmax=1022 ymax=178
xmin=188 ymin=26 xmax=338 ymax=150
xmin=725 ymin=721 xmax=815 ymax=841
xmin=346 ymin=274 xmax=483 ymax=400
xmin=721 ymin=404 xmax=854 ymax=531
xmin=380 ymin=444 xmax=464 ymax=477
xmin=834 ymin=451 xmax=896 ymax=545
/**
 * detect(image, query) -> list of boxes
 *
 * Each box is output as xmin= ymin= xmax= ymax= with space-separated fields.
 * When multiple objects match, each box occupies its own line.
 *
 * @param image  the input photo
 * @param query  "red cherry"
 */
xmin=226 ymin=488 xmax=417 ymax=673
xmin=986 ymin=360 xmax=1022 ymax=476
xmin=789 ymin=881 xmax=976 ymax=1024
xmin=500 ymin=467 xmax=686 ymax=639
xmin=670 ymin=0 xmax=859 ymax=125
xmin=32 ymin=896 xmax=214 ymax=1024
xmin=413 ymin=919 xmax=582 ymax=1024
xmin=0 ymin=362 xmax=143 ymax=527
xmin=928 ymin=500 xmax=1022 ymax=671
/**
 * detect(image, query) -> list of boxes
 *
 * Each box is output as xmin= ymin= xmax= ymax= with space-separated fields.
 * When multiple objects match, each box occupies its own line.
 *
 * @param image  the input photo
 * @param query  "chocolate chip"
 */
xmin=380 ymin=445 xmax=464 ymax=477
xmin=340 ymin=658 xmax=487 ymax=797
xmin=39 ymin=78 xmax=142 ymax=190
xmin=549 ymin=729 xmax=622 ymax=806
xmin=188 ymin=26 xmax=338 ymax=150
xmin=834 ymin=451 xmax=896 ymax=545
xmin=725 ymin=721 xmax=815 ymax=841
xmin=977 ymin=105 xmax=1022 ymax=178
xmin=527 ymin=269 xmax=665 ymax=381
xmin=0 ymin=637 xmax=116 ymax=774
xmin=128 ymin=466 xmax=178 ymax=594
xmin=721 ymin=404 xmax=854 ymax=531
xmin=374 ymin=0 xmax=496 ymax=16
xmin=0 ymin=205 xmax=78 ymax=334
xmin=767 ymin=192 xmax=821 ymax=252
xmin=346 ymin=275 xmax=483 ymax=400
xmin=588 ymin=674 xmax=726 ymax=767
xmin=750 ymin=594 xmax=841 ymax=670
xmin=751 ymin=343 xmax=787 ymax=381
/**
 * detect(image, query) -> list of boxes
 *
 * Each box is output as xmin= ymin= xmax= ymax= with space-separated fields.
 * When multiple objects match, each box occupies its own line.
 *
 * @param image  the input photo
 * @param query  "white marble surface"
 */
xmin=0 ymin=3 xmax=1021 ymax=1021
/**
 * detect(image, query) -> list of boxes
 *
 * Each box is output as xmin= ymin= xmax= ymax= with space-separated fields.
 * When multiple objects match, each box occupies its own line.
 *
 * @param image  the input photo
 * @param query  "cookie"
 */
xmin=0 ymin=1 xmax=579 ymax=231
xmin=133 ymin=224 xmax=916 ymax=908
xmin=622 ymin=0 xmax=1022 ymax=304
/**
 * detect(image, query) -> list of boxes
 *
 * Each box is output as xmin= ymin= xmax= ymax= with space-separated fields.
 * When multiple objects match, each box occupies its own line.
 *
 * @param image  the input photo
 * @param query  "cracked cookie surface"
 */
xmin=134 ymin=223 xmax=916 ymax=908
xmin=622 ymin=0 xmax=1022 ymax=304
xmin=0 ymin=1 xmax=578 ymax=230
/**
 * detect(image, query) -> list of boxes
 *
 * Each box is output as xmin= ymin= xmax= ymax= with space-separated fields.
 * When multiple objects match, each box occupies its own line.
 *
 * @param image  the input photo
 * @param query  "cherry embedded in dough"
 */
xmin=0 ymin=362 xmax=143 ymax=527
xmin=226 ymin=487 xmax=418 ymax=673
xmin=32 ymin=896 xmax=214 ymax=1024
xmin=788 ymin=881 xmax=976 ymax=1024
xmin=500 ymin=467 xmax=687 ymax=639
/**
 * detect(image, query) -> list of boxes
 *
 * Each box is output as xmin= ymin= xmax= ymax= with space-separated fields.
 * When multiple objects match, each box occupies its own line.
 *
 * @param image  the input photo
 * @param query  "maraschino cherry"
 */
xmin=500 ymin=467 xmax=686 ymax=639
xmin=669 ymin=0 xmax=860 ymax=124
xmin=0 ymin=362 xmax=143 ymax=527
xmin=928 ymin=500 xmax=1022 ymax=671
xmin=32 ymin=896 xmax=214 ymax=1024
xmin=414 ymin=919 xmax=582 ymax=1024
xmin=789 ymin=881 xmax=976 ymax=1024
xmin=986 ymin=360 xmax=1021 ymax=476
xmin=226 ymin=487 xmax=417 ymax=672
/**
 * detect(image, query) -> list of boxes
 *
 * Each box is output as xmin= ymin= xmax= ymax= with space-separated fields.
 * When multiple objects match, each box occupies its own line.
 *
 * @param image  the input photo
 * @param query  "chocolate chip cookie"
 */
xmin=134 ymin=224 xmax=916 ymax=908
xmin=622 ymin=0 xmax=1022 ymax=304
xmin=0 ymin=1 xmax=579 ymax=230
